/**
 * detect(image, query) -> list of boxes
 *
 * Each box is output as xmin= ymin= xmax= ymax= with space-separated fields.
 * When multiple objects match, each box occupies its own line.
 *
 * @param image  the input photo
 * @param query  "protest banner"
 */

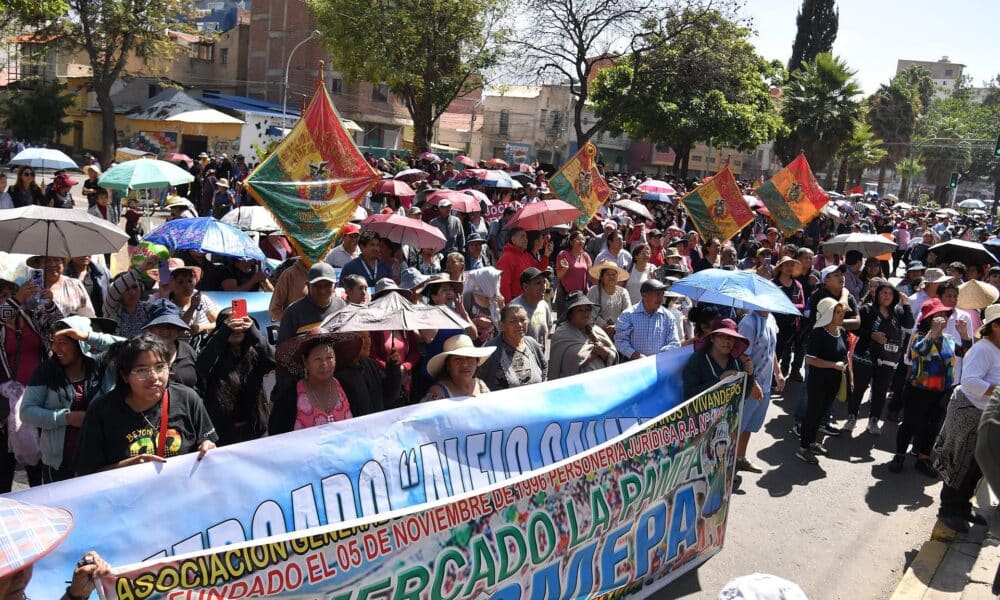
xmin=102 ymin=374 xmax=745 ymax=599
xmin=548 ymin=142 xmax=612 ymax=228
xmin=11 ymin=350 xmax=697 ymax=597
xmin=243 ymin=69 xmax=379 ymax=265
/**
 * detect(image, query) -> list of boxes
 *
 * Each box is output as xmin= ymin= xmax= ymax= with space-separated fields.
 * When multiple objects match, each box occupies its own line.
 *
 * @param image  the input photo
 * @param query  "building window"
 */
xmin=549 ymin=111 xmax=562 ymax=134
xmin=148 ymin=84 xmax=160 ymax=98
xmin=539 ymin=109 xmax=547 ymax=128
xmin=945 ymin=69 xmax=953 ymax=77
xmin=220 ymin=48 xmax=228 ymax=65
xmin=371 ymin=83 xmax=389 ymax=103
xmin=194 ymin=43 xmax=215 ymax=62
xmin=498 ymin=110 xmax=509 ymax=136
xmin=330 ymin=77 xmax=343 ymax=95
xmin=691 ymin=155 xmax=703 ymax=162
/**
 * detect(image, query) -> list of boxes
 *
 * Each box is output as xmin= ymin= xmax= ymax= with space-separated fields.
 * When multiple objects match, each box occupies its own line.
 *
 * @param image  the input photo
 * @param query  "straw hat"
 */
xmin=957 ymin=280 xmax=999 ymax=310
xmin=216 ymin=178 xmax=230 ymax=189
xmin=165 ymin=195 xmax=197 ymax=212
xmin=587 ymin=260 xmax=629 ymax=282
xmin=0 ymin=497 xmax=74 ymax=578
xmin=773 ymin=255 xmax=803 ymax=278
xmin=978 ymin=304 xmax=1000 ymax=337
xmin=275 ymin=328 xmax=358 ymax=378
xmin=922 ymin=268 xmax=952 ymax=285
xmin=425 ymin=334 xmax=496 ymax=378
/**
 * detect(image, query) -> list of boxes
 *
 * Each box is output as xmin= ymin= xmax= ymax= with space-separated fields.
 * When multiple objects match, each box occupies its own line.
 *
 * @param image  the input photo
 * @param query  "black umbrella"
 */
xmin=929 ymin=240 xmax=1000 ymax=266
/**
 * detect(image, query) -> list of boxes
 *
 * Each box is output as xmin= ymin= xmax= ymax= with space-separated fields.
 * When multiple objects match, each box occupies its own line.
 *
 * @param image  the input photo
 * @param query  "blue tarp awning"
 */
xmin=199 ymin=92 xmax=301 ymax=119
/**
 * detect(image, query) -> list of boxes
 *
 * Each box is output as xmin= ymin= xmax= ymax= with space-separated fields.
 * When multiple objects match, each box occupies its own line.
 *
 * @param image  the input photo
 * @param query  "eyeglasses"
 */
xmin=130 ymin=363 xmax=169 ymax=381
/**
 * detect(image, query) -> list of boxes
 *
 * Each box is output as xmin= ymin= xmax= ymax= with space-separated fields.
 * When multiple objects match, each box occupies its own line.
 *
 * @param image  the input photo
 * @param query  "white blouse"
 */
xmin=959 ymin=338 xmax=1000 ymax=409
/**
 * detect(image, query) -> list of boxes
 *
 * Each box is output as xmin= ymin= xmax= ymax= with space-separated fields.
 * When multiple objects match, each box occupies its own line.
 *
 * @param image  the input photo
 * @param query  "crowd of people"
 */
xmin=2 ymin=148 xmax=999 ymax=560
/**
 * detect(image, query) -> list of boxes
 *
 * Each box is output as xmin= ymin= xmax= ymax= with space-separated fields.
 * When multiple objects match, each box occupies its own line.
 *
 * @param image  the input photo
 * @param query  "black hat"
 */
xmin=659 ymin=263 xmax=688 ymax=281
xmin=519 ymin=266 xmax=552 ymax=285
xmin=640 ymin=279 xmax=668 ymax=294
xmin=906 ymin=260 xmax=926 ymax=272
xmin=668 ymin=236 xmax=688 ymax=248
xmin=466 ymin=232 xmax=486 ymax=245
xmin=562 ymin=291 xmax=597 ymax=318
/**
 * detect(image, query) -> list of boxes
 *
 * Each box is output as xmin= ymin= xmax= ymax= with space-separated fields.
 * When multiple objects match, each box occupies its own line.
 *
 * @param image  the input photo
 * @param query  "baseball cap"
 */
xmin=820 ymin=264 xmax=846 ymax=280
xmin=308 ymin=263 xmax=337 ymax=284
xmin=341 ymin=223 xmax=360 ymax=236
xmin=640 ymin=279 xmax=668 ymax=294
xmin=438 ymin=199 xmax=452 ymax=208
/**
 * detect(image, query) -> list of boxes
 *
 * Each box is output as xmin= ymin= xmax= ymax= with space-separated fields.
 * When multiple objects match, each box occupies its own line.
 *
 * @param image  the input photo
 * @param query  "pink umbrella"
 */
xmin=418 ymin=151 xmax=442 ymax=164
xmin=637 ymin=179 xmax=677 ymax=195
xmin=375 ymin=179 xmax=416 ymax=197
xmin=462 ymin=189 xmax=492 ymax=207
xmin=163 ymin=152 xmax=193 ymax=167
xmin=362 ymin=213 xmax=446 ymax=251
xmin=425 ymin=190 xmax=483 ymax=213
xmin=508 ymin=199 xmax=582 ymax=231
xmin=455 ymin=155 xmax=477 ymax=168
xmin=486 ymin=158 xmax=509 ymax=169
xmin=511 ymin=162 xmax=534 ymax=175
xmin=394 ymin=168 xmax=429 ymax=183
xmin=463 ymin=168 xmax=488 ymax=179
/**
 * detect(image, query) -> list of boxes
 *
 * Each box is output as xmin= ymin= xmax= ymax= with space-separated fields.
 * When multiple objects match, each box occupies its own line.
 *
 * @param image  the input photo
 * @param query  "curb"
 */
xmin=888 ymin=530 xmax=950 ymax=600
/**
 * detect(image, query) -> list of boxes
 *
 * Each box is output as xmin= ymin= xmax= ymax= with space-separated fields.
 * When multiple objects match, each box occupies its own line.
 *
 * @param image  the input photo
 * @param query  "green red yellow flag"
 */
xmin=756 ymin=154 xmax=829 ymax=235
xmin=244 ymin=77 xmax=378 ymax=265
xmin=548 ymin=142 xmax=611 ymax=227
xmin=679 ymin=166 xmax=753 ymax=242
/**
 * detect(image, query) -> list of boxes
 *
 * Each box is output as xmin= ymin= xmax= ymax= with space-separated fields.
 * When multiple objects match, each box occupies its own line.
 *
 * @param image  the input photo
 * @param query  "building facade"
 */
xmin=896 ymin=56 xmax=964 ymax=98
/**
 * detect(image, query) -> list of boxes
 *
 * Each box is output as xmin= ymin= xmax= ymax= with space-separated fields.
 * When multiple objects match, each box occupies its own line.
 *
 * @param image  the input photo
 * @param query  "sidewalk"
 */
xmin=891 ymin=485 xmax=999 ymax=599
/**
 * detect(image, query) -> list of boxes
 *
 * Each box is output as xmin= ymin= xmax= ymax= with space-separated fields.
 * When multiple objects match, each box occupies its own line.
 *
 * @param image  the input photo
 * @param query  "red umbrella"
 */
xmin=462 ymin=189 xmax=491 ymax=207
xmin=455 ymin=155 xmax=477 ymax=168
xmin=426 ymin=190 xmax=484 ymax=213
xmin=486 ymin=158 xmax=509 ymax=169
xmin=508 ymin=199 xmax=582 ymax=231
xmin=374 ymin=179 xmax=416 ymax=197
xmin=163 ymin=152 xmax=193 ymax=167
xmin=362 ymin=213 xmax=446 ymax=251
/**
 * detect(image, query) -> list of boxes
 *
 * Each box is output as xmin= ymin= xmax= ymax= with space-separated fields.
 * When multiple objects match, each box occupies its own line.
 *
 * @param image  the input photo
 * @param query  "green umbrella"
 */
xmin=98 ymin=158 xmax=194 ymax=192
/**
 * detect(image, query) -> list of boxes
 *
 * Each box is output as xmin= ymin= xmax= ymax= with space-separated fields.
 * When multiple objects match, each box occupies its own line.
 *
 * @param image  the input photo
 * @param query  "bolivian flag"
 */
xmin=756 ymin=155 xmax=829 ymax=235
xmin=548 ymin=142 xmax=611 ymax=227
xmin=679 ymin=166 xmax=753 ymax=242
xmin=244 ymin=76 xmax=378 ymax=265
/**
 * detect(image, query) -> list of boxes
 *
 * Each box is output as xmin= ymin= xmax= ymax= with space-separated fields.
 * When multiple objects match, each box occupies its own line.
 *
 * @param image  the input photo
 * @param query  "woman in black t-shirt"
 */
xmin=798 ymin=297 xmax=850 ymax=465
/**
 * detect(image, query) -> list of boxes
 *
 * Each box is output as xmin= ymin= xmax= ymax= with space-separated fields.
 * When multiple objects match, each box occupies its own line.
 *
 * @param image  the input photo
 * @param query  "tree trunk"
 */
xmin=899 ymin=174 xmax=911 ymax=203
xmin=935 ymin=185 xmax=948 ymax=208
xmin=671 ymin=152 xmax=681 ymax=176
xmin=876 ymin=161 xmax=887 ymax=196
xmin=836 ymin=160 xmax=848 ymax=192
xmin=409 ymin=95 xmax=435 ymax=153
xmin=993 ymin=179 xmax=1000 ymax=217
xmin=679 ymin=147 xmax=691 ymax=180
xmin=96 ymin=87 xmax=117 ymax=167
xmin=823 ymin=163 xmax=836 ymax=189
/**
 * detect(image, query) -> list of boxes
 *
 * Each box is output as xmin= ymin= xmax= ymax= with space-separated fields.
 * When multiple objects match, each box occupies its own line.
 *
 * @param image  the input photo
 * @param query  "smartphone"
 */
xmin=231 ymin=299 xmax=248 ymax=320
xmin=28 ymin=268 xmax=44 ymax=296
xmin=157 ymin=259 xmax=171 ymax=286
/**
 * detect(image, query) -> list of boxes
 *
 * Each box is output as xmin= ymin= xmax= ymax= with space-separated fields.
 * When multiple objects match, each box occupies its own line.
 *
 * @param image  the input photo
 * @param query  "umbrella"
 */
xmin=374 ymin=179 xmax=416 ymax=197
xmin=362 ymin=213 xmax=446 ymax=251
xmin=0 ymin=205 xmax=127 ymax=257
xmin=822 ymin=233 xmax=897 ymax=257
xmin=98 ymin=159 xmax=194 ymax=192
xmin=640 ymin=191 xmax=674 ymax=203
xmin=426 ymin=190 xmax=483 ymax=213
xmin=936 ymin=208 xmax=959 ymax=216
xmin=508 ymin=199 xmax=582 ymax=231
xmin=486 ymin=158 xmax=509 ymax=169
xmin=163 ymin=152 xmax=193 ymax=167
xmin=669 ymin=269 xmax=801 ymax=315
xmin=9 ymin=148 xmax=78 ymax=172
xmin=221 ymin=206 xmax=281 ymax=232
xmin=511 ymin=162 xmax=534 ymax=175
xmin=477 ymin=170 xmax=515 ymax=189
xmin=826 ymin=191 xmax=845 ymax=199
xmin=892 ymin=202 xmax=913 ymax=210
xmin=462 ymin=189 xmax=491 ymax=207
xmin=929 ymin=240 xmax=999 ymax=265
xmin=856 ymin=202 xmax=878 ymax=213
xmin=418 ymin=152 xmax=442 ymax=164
xmin=143 ymin=217 xmax=266 ymax=260
xmin=958 ymin=199 xmax=986 ymax=210
xmin=820 ymin=204 xmax=842 ymax=220
xmin=613 ymin=199 xmax=652 ymax=221
xmin=321 ymin=292 xmax=468 ymax=333
xmin=394 ymin=168 xmax=429 ymax=183
xmin=637 ymin=179 xmax=677 ymax=195
xmin=455 ymin=155 xmax=477 ymax=168
xmin=743 ymin=195 xmax=764 ymax=209
xmin=884 ymin=193 xmax=899 ymax=202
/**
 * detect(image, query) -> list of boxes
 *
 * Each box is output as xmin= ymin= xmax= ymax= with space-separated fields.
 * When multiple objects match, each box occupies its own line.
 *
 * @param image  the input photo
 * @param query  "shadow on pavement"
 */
xmin=649 ymin=568 xmax=703 ymax=599
xmin=864 ymin=461 xmax=937 ymax=515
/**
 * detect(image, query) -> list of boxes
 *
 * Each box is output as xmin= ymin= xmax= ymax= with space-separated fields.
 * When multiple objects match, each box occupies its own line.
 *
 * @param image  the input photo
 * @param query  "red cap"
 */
xmin=918 ymin=298 xmax=952 ymax=323
xmin=341 ymin=223 xmax=360 ymax=236
xmin=54 ymin=172 xmax=78 ymax=188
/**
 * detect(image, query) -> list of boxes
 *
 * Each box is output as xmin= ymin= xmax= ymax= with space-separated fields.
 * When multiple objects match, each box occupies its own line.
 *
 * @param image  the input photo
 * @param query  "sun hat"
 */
xmin=425 ymin=334 xmax=496 ymax=378
xmin=466 ymin=232 xmax=486 ymax=245
xmin=958 ymin=280 xmax=999 ymax=311
xmin=717 ymin=573 xmax=808 ymax=600
xmin=53 ymin=315 xmax=115 ymax=357
xmin=421 ymin=272 xmax=463 ymax=297
xmin=659 ymin=263 xmax=688 ymax=282
xmin=917 ymin=298 xmax=952 ymax=324
xmin=978 ymin=304 xmax=1000 ymax=337
xmin=275 ymin=328 xmax=357 ymax=378
xmin=25 ymin=255 xmax=67 ymax=268
xmin=906 ymin=260 xmax=926 ymax=272
xmin=165 ymin=195 xmax=197 ymax=212
xmin=82 ymin=163 xmax=102 ymax=175
xmin=562 ymin=290 xmax=598 ymax=319
xmin=216 ymin=178 xmax=230 ymax=189
xmin=371 ymin=278 xmax=415 ymax=302
xmin=693 ymin=317 xmax=749 ymax=357
xmin=922 ymin=268 xmax=952 ymax=285
xmin=307 ymin=262 xmax=337 ymax=285
xmin=146 ymin=257 xmax=202 ymax=284
xmin=519 ymin=266 xmax=552 ymax=285
xmin=664 ymin=247 xmax=682 ymax=259
xmin=813 ymin=297 xmax=843 ymax=329
xmin=0 ymin=497 xmax=74 ymax=578
xmin=587 ymin=260 xmax=629 ymax=283
xmin=141 ymin=298 xmax=190 ymax=331
xmin=773 ymin=256 xmax=802 ymax=277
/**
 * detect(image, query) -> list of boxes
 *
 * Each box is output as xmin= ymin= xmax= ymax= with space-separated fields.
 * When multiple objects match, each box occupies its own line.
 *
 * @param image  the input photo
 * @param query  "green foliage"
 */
xmin=895 ymin=65 xmax=935 ymax=112
xmin=307 ymin=0 xmax=508 ymax=152
xmin=1 ymin=0 xmax=68 ymax=23
xmin=835 ymin=121 xmax=885 ymax=191
xmin=590 ymin=10 xmax=785 ymax=176
xmin=894 ymin=157 xmax=924 ymax=202
xmin=866 ymin=79 xmax=921 ymax=164
xmin=0 ymin=80 xmax=74 ymax=142
xmin=774 ymin=52 xmax=862 ymax=172
xmin=787 ymin=0 xmax=838 ymax=72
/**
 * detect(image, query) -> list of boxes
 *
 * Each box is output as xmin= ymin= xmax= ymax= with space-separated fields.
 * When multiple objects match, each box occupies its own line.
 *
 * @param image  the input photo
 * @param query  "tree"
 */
xmin=0 ymin=80 xmax=74 ymax=142
xmin=515 ymin=0 xmax=723 ymax=146
xmin=866 ymin=78 xmax=921 ymax=194
xmin=835 ymin=121 xmax=885 ymax=192
xmin=894 ymin=157 xmax=924 ymax=203
xmin=590 ymin=9 xmax=785 ymax=178
xmin=308 ymin=0 xmax=507 ymax=153
xmin=895 ymin=65 xmax=935 ymax=112
xmin=774 ymin=52 xmax=862 ymax=180
xmin=787 ymin=0 xmax=838 ymax=72
xmin=916 ymin=117 xmax=971 ymax=207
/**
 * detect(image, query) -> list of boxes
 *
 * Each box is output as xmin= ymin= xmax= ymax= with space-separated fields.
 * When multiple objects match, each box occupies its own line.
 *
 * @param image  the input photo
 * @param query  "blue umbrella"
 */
xmin=143 ymin=217 xmax=266 ymax=261
xmin=669 ymin=268 xmax=801 ymax=315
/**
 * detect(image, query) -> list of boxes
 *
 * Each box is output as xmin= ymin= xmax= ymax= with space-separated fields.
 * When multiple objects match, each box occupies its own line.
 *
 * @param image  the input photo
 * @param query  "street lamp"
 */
xmin=281 ymin=29 xmax=320 ymax=130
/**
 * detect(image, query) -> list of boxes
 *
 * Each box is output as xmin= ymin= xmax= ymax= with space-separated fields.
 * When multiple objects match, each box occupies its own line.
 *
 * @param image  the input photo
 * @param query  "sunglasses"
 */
xmin=21 ymin=171 xmax=34 ymax=177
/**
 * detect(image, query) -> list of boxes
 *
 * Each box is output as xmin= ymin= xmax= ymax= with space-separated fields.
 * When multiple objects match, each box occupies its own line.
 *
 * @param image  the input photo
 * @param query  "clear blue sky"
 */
xmin=741 ymin=0 xmax=1000 ymax=93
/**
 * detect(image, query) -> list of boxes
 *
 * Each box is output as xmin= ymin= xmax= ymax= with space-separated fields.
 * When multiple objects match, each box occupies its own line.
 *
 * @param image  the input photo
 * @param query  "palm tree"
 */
xmin=894 ymin=157 xmax=924 ymax=202
xmin=836 ymin=122 xmax=887 ymax=191
xmin=774 ymin=52 xmax=863 ymax=178
xmin=916 ymin=117 xmax=972 ymax=206
xmin=867 ymin=79 xmax=921 ymax=194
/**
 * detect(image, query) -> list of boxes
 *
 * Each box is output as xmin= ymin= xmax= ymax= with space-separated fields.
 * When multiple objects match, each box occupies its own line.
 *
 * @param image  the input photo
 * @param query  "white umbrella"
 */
xmin=937 ymin=208 xmax=959 ymax=217
xmin=958 ymin=199 xmax=986 ymax=210
xmin=884 ymin=193 xmax=899 ymax=202
xmin=0 ymin=205 xmax=128 ymax=257
xmin=822 ymin=233 xmax=897 ymax=257
xmin=613 ymin=199 xmax=652 ymax=220
xmin=9 ymin=148 xmax=79 ymax=172
xmin=221 ymin=206 xmax=281 ymax=232
xmin=892 ymin=202 xmax=913 ymax=210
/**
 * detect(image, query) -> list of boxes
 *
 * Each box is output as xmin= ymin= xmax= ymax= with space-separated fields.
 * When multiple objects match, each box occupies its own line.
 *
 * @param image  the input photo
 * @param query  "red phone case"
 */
xmin=231 ymin=299 xmax=248 ymax=319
